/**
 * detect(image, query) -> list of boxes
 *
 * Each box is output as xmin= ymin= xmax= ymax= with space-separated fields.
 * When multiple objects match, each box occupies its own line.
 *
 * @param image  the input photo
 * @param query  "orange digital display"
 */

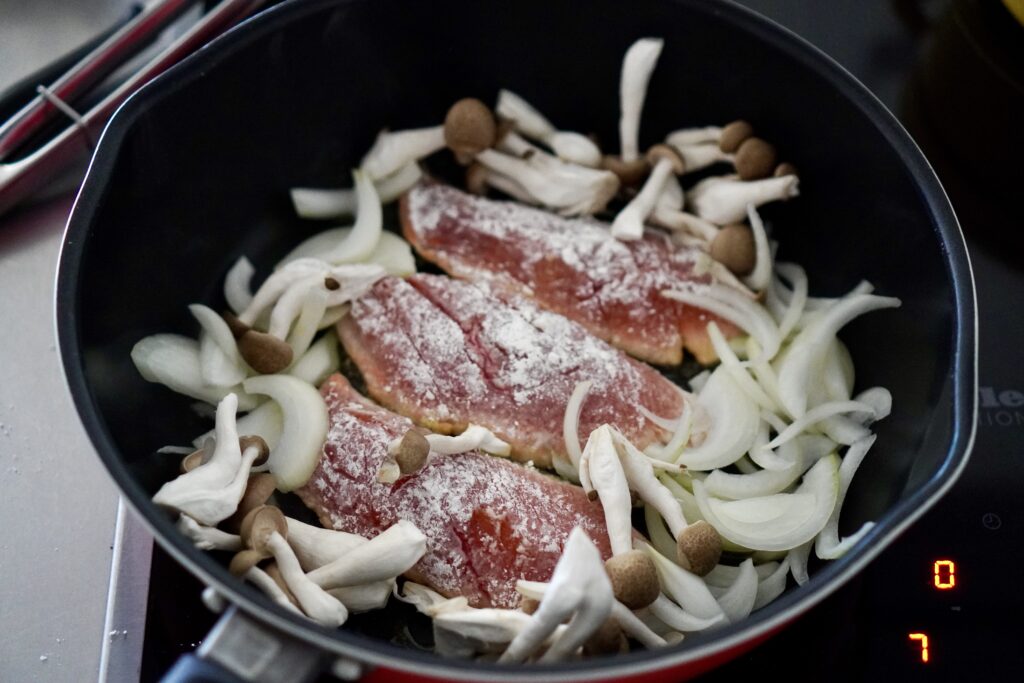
xmin=933 ymin=560 xmax=956 ymax=589
xmin=909 ymin=632 xmax=930 ymax=663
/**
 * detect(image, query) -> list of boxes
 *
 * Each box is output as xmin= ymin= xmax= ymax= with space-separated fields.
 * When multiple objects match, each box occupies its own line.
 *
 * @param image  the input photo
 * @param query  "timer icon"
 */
xmin=982 ymin=512 xmax=1002 ymax=530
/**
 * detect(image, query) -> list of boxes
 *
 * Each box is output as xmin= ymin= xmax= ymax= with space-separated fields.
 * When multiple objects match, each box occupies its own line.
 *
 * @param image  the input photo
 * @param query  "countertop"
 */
xmin=0 ymin=2 xmax=132 ymax=681
xmin=0 ymin=1 xmax=919 ymax=681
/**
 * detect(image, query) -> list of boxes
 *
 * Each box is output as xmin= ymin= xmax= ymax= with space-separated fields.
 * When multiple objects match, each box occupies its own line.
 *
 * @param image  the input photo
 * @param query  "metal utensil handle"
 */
xmin=162 ymin=605 xmax=329 ymax=683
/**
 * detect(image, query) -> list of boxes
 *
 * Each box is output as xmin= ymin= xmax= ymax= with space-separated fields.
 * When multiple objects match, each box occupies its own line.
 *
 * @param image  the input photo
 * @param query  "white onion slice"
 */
xmin=677 ymin=367 xmax=760 ymax=471
xmin=191 ymin=304 xmax=247 ymax=387
xmin=644 ymin=503 xmax=679 ymax=561
xmin=290 ymin=163 xmax=422 ymax=219
xmin=705 ymin=561 xmax=780 ymax=588
xmin=765 ymin=400 xmax=875 ymax=451
xmin=773 ymin=263 xmax=808 ymax=340
xmin=707 ymin=322 xmax=777 ymax=412
xmin=662 ymin=286 xmax=781 ymax=361
xmin=648 ymin=594 xmax=725 ymax=632
xmin=132 ymin=334 xmax=258 ymax=410
xmin=742 ymin=205 xmax=772 ymax=292
xmin=694 ymin=454 xmax=839 ymax=551
xmin=240 ymin=258 xmax=328 ymax=326
xmin=752 ymin=557 xmax=791 ymax=610
xmin=224 ymin=256 xmax=255 ymax=315
xmin=316 ymin=170 xmax=382 ymax=264
xmin=289 ymin=331 xmax=340 ymax=387
xmin=787 ymin=541 xmax=813 ymax=586
xmin=242 ymin=375 xmax=328 ymax=491
xmin=286 ymin=286 xmax=328 ymax=362
xmin=815 ymin=435 xmax=876 ymax=559
xmin=278 ymin=229 xmax=415 ymax=276
xmin=193 ymin=395 xmax=283 ymax=453
xmin=562 ymin=380 xmax=592 ymax=472
xmin=640 ymin=543 xmax=724 ymax=620
xmin=776 ymin=294 xmax=901 ymax=417
xmin=716 ymin=558 xmax=758 ymax=623
xmin=705 ymin=442 xmax=806 ymax=500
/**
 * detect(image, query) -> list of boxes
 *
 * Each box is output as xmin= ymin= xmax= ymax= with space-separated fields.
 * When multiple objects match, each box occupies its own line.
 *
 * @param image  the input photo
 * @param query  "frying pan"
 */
xmin=55 ymin=0 xmax=977 ymax=680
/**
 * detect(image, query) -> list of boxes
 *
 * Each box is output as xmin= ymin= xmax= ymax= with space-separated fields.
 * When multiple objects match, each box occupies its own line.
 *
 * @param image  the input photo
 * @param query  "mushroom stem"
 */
xmin=284 ymin=517 xmax=367 ymax=571
xmin=239 ymin=258 xmax=328 ymax=326
xmin=176 ymin=515 xmax=242 ymax=551
xmin=687 ymin=174 xmax=799 ymax=225
xmin=327 ymin=579 xmax=396 ymax=613
xmin=669 ymin=142 xmax=733 ymax=174
xmin=360 ymin=126 xmax=445 ymax=181
xmin=496 ymin=89 xmax=601 ymax=167
xmin=405 ymin=424 xmax=511 ymax=457
xmin=619 ymin=38 xmax=664 ymax=162
xmin=307 ymin=520 xmax=427 ymax=589
xmin=581 ymin=426 xmax=634 ymax=556
xmin=244 ymin=566 xmax=303 ymax=615
xmin=500 ymin=528 xmax=613 ymax=663
xmin=264 ymin=532 xmax=348 ymax=627
xmin=154 ymin=394 xmax=256 ymax=526
xmin=610 ymin=156 xmax=674 ymax=240
xmin=612 ymin=429 xmax=689 ymax=537
xmin=475 ymin=147 xmax=619 ymax=216
xmin=665 ymin=126 xmax=723 ymax=148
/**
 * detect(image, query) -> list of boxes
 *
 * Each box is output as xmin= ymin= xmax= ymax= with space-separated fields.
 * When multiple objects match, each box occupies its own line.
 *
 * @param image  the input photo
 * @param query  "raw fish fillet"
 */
xmin=337 ymin=274 xmax=687 ymax=470
xmin=401 ymin=182 xmax=738 ymax=365
xmin=296 ymin=373 xmax=613 ymax=608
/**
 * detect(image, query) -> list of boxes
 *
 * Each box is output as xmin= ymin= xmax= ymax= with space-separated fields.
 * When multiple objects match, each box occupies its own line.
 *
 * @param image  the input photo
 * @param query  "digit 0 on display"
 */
xmin=933 ymin=559 xmax=956 ymax=589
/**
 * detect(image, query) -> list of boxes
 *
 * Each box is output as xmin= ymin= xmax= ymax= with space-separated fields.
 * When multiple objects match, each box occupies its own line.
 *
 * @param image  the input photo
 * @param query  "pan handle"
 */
xmin=161 ymin=604 xmax=332 ymax=683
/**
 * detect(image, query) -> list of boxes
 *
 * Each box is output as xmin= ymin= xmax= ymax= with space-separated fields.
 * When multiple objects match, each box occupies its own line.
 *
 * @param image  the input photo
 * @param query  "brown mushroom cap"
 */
xmin=601 ymin=155 xmax=651 ymax=187
xmin=676 ymin=520 xmax=723 ymax=576
xmin=774 ymin=161 xmax=798 ymax=178
xmin=395 ymin=429 xmax=430 ymax=476
xmin=719 ymin=120 xmax=754 ymax=153
xmin=735 ymin=137 xmax=777 ymax=180
xmin=444 ymin=98 xmax=497 ymax=164
xmin=645 ymin=144 xmax=686 ymax=175
xmin=229 ymin=548 xmax=266 ymax=576
xmin=710 ymin=224 xmax=757 ymax=276
xmin=465 ymin=163 xmax=490 ymax=196
xmin=518 ymin=596 xmax=540 ymax=615
xmin=222 ymin=311 xmax=250 ymax=340
xmin=222 ymin=472 xmax=278 ymax=533
xmin=324 ymin=277 xmax=341 ymax=291
xmin=605 ymin=549 xmax=660 ymax=610
xmin=239 ymin=505 xmax=288 ymax=553
xmin=582 ymin=618 xmax=629 ymax=657
xmin=237 ymin=329 xmax=293 ymax=375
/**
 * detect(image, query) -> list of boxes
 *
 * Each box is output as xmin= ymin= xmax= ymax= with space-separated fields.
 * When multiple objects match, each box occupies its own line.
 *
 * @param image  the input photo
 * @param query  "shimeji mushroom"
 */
xmin=444 ymin=98 xmax=498 ymax=164
xmin=240 ymin=506 xmax=349 ymax=627
xmin=667 ymin=141 xmax=734 ymax=175
xmin=495 ymin=89 xmax=601 ymax=167
xmin=152 ymin=394 xmax=265 ymax=526
xmin=611 ymin=144 xmax=685 ymax=240
xmin=687 ymin=174 xmax=799 ymax=225
xmin=306 ymin=520 xmax=427 ymax=589
xmin=618 ymin=38 xmax=664 ymax=163
xmin=361 ymin=126 xmax=446 ymax=181
xmin=464 ymin=162 xmax=536 ymax=204
xmin=475 ymin=142 xmax=619 ymax=216
xmin=665 ymin=126 xmax=723 ymax=148
xmin=499 ymin=527 xmax=615 ymax=663
xmin=379 ymin=424 xmax=512 ymax=482
xmin=176 ymin=514 xmax=242 ymax=552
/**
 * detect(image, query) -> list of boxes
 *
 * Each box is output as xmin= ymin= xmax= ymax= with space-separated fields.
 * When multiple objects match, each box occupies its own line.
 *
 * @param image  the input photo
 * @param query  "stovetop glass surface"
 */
xmin=139 ymin=1 xmax=1024 ymax=680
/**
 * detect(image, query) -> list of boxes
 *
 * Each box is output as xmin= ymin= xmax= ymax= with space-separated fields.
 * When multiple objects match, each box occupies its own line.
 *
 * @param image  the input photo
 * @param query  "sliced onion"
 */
xmin=707 ymin=322 xmax=777 ymax=412
xmin=312 ymin=170 xmax=382 ymax=264
xmin=649 ymin=395 xmax=693 ymax=462
xmin=240 ymin=258 xmax=328 ymax=326
xmin=224 ymin=256 xmax=255 ymax=316
xmin=694 ymin=454 xmax=840 ymax=551
xmin=191 ymin=304 xmax=247 ymax=387
xmin=317 ymin=304 xmax=349 ymax=330
xmin=644 ymin=503 xmax=679 ymax=561
xmin=677 ymin=367 xmax=759 ymax=471
xmin=716 ymin=558 xmax=758 ymax=623
xmin=278 ymin=230 xmax=415 ymax=276
xmin=242 ymin=375 xmax=328 ymax=491
xmin=752 ymin=557 xmax=791 ymax=610
xmin=562 ymin=380 xmax=592 ymax=471
xmin=286 ymin=286 xmax=328 ymax=362
xmin=290 ymin=163 xmax=422 ymax=219
xmin=815 ymin=435 xmax=877 ymax=559
xmin=193 ymin=399 xmax=283 ymax=451
xmin=773 ymin=263 xmax=808 ymax=340
xmin=132 ymin=334 xmax=257 ymax=410
xmin=640 ymin=543 xmax=724 ymax=620
xmin=787 ymin=541 xmax=813 ymax=586
xmin=688 ymin=369 xmax=711 ymax=393
xmin=638 ymin=404 xmax=679 ymax=432
xmin=765 ymin=400 xmax=875 ymax=451
xmin=663 ymin=285 xmax=782 ymax=361
xmin=776 ymin=294 xmax=901 ymax=416
xmin=705 ymin=441 xmax=806 ymax=499
xmin=742 ymin=205 xmax=772 ymax=292
xmin=648 ymin=594 xmax=725 ymax=632
xmin=705 ymin=561 xmax=780 ymax=588
xmin=289 ymin=331 xmax=340 ymax=387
